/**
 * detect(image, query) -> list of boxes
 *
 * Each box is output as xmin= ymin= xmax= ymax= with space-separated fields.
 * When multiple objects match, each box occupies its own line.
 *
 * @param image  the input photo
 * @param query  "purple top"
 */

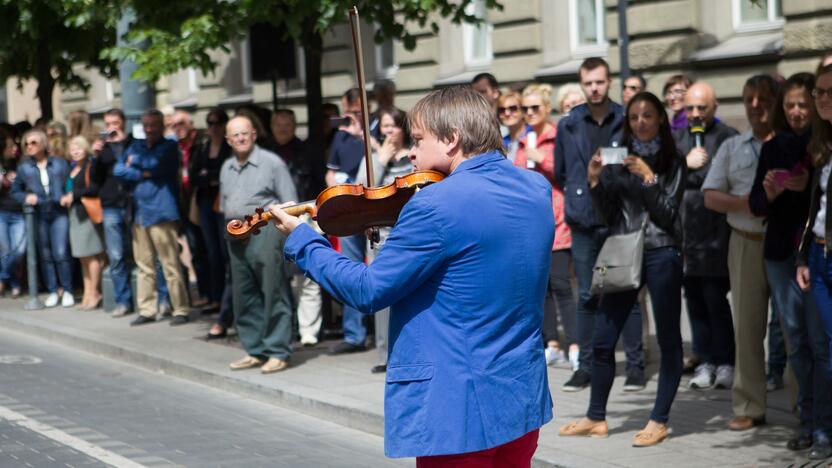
xmin=671 ymin=109 xmax=687 ymax=132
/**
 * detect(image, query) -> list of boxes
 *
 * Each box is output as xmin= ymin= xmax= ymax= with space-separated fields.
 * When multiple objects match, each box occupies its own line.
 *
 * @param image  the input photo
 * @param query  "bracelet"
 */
xmin=642 ymin=174 xmax=658 ymax=187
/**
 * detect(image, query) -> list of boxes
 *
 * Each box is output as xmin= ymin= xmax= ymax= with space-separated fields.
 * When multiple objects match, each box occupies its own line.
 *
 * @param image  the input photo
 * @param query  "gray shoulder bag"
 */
xmin=590 ymin=219 xmax=647 ymax=296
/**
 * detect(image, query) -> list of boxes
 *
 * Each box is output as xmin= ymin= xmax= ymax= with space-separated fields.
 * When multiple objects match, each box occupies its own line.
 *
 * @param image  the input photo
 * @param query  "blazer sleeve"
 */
xmin=554 ymin=121 xmax=567 ymax=187
xmin=285 ymin=193 xmax=447 ymax=314
xmin=10 ymin=166 xmax=29 ymax=204
xmin=748 ymin=144 xmax=772 ymax=217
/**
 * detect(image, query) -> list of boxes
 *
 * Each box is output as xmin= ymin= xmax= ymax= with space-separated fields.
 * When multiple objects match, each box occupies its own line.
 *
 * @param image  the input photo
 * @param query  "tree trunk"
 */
xmin=303 ymin=23 xmax=325 ymax=192
xmin=35 ymin=37 xmax=54 ymax=121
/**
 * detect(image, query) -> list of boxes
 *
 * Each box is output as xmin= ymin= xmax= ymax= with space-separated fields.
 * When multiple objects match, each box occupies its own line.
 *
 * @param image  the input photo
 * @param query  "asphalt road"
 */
xmin=0 ymin=327 xmax=408 ymax=468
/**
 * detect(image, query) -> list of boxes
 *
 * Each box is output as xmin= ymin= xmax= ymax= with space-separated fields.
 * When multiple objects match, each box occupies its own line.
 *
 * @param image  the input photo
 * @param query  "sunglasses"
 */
xmin=24 ymin=140 xmax=40 ymax=147
xmin=623 ymin=85 xmax=641 ymax=91
xmin=498 ymin=105 xmax=520 ymax=114
xmin=812 ymin=87 xmax=832 ymax=100
xmin=521 ymin=105 xmax=542 ymax=114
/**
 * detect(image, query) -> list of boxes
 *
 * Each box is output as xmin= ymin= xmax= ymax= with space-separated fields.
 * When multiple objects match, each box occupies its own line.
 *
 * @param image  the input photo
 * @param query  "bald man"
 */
xmin=674 ymin=82 xmax=739 ymax=392
xmin=220 ymin=116 xmax=298 ymax=374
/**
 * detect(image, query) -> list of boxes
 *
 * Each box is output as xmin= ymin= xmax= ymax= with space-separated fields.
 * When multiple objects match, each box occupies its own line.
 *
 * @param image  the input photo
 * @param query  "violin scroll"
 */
xmin=226 ymin=203 xmax=316 ymax=240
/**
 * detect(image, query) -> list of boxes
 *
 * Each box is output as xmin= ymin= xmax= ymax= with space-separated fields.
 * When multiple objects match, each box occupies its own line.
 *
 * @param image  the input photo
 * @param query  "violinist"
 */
xmin=269 ymin=86 xmax=554 ymax=465
xmin=220 ymin=115 xmax=298 ymax=374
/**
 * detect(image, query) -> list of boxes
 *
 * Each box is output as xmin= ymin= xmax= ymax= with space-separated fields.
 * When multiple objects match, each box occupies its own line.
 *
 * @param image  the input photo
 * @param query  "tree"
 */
xmin=106 ymin=0 xmax=502 ymax=172
xmin=0 ymin=0 xmax=120 ymax=120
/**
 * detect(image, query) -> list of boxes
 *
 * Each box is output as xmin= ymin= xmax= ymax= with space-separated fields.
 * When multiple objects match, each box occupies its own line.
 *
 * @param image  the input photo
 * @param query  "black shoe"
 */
xmin=786 ymin=433 xmax=813 ymax=451
xmin=370 ymin=364 xmax=387 ymax=374
xmin=205 ymin=328 xmax=227 ymax=340
xmin=130 ymin=315 xmax=156 ymax=326
xmin=623 ymin=371 xmax=646 ymax=392
xmin=170 ymin=315 xmax=189 ymax=326
xmin=327 ymin=341 xmax=366 ymax=355
xmin=562 ymin=369 xmax=591 ymax=392
xmin=808 ymin=437 xmax=832 ymax=460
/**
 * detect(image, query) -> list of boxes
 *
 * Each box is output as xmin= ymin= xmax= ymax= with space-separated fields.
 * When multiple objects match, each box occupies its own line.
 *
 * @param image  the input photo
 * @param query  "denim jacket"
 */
xmin=11 ymin=156 xmax=70 ymax=214
xmin=114 ymin=138 xmax=181 ymax=226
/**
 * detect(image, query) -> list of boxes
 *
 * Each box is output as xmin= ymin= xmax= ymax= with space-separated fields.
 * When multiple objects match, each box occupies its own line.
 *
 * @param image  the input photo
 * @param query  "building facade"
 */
xmin=5 ymin=0 xmax=832 ymax=133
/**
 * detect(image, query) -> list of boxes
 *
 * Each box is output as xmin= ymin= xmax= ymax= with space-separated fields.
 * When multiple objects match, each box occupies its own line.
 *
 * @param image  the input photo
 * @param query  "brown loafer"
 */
xmin=261 ymin=358 xmax=289 ymax=374
xmin=728 ymin=416 xmax=765 ymax=431
xmin=229 ymin=355 xmax=263 ymax=371
xmin=559 ymin=418 xmax=609 ymax=438
xmin=633 ymin=424 xmax=669 ymax=447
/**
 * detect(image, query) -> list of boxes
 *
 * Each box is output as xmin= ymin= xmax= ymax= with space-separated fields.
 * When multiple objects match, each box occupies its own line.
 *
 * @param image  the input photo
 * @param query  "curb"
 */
xmin=0 ymin=313 xmax=564 ymax=467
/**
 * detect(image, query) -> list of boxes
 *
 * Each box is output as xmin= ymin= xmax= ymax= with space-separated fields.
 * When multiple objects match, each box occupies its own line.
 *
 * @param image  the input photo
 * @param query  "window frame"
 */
xmin=462 ymin=0 xmax=493 ymax=69
xmin=568 ymin=0 xmax=608 ymax=58
xmin=375 ymin=37 xmax=399 ymax=80
xmin=732 ymin=0 xmax=784 ymax=33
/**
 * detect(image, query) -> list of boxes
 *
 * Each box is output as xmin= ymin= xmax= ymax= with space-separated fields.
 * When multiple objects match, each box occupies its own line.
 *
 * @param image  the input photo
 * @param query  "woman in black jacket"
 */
xmin=560 ymin=92 xmax=685 ymax=447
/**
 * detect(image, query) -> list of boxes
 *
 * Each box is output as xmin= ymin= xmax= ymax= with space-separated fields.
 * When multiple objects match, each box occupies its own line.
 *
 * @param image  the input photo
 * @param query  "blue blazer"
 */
xmin=11 ymin=156 xmax=70 ymax=213
xmin=285 ymin=151 xmax=554 ymax=458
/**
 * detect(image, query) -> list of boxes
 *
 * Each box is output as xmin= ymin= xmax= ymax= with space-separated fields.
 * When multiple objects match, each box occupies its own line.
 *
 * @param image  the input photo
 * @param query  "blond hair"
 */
xmin=555 ymin=83 xmax=585 ymax=114
xmin=69 ymin=135 xmax=91 ymax=154
xmin=497 ymin=90 xmax=521 ymax=107
xmin=522 ymin=83 xmax=554 ymax=109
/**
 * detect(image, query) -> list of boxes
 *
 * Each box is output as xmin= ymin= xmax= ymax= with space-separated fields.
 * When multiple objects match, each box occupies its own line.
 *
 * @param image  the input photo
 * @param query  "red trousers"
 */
xmin=415 ymin=429 xmax=539 ymax=468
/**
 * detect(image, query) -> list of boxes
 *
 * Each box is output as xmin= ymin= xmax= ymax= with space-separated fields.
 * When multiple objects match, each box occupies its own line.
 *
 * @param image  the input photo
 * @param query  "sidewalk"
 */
xmin=0 ymin=297 xmax=816 ymax=468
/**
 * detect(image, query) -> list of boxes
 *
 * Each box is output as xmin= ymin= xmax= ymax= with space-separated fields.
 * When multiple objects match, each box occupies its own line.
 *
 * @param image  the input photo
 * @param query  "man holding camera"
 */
xmin=554 ymin=57 xmax=646 ymax=393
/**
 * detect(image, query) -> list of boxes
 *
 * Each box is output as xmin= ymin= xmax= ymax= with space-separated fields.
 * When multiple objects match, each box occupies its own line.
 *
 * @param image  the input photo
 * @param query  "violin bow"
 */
xmin=348 ymin=6 xmax=380 ymax=244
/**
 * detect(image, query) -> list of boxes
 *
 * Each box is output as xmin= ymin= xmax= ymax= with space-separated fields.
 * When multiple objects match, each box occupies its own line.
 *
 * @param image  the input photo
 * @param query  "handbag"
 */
xmin=80 ymin=160 xmax=103 ymax=224
xmin=590 ymin=219 xmax=647 ymax=296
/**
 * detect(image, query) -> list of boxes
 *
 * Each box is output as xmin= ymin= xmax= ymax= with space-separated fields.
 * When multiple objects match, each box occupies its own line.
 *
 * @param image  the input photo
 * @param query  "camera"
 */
xmin=99 ymin=130 xmax=117 ymax=139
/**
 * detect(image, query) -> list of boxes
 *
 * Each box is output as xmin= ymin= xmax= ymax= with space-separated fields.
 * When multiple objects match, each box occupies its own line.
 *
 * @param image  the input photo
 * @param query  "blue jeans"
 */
xmin=587 ymin=247 xmax=684 ymax=423
xmin=808 ymin=243 xmax=832 ymax=379
xmin=684 ymin=275 xmax=734 ymax=366
xmin=339 ymin=234 xmax=366 ymax=346
xmin=36 ymin=210 xmax=72 ymax=292
xmin=102 ymin=208 xmax=133 ymax=308
xmin=572 ymin=228 xmax=644 ymax=374
xmin=0 ymin=211 xmax=26 ymax=289
xmin=777 ymin=252 xmax=832 ymax=437
xmin=198 ymin=196 xmax=228 ymax=303
xmin=767 ymin=299 xmax=787 ymax=378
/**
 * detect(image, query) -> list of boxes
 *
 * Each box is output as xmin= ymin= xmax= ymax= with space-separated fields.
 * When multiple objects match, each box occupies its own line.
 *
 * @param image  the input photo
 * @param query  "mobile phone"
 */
xmin=377 ymin=133 xmax=386 ymax=145
xmin=600 ymin=147 xmax=627 ymax=165
xmin=329 ymin=116 xmax=352 ymax=128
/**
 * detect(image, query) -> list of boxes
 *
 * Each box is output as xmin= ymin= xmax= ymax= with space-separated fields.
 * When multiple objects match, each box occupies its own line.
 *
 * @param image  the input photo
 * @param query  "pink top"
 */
xmin=515 ymin=124 xmax=572 ymax=251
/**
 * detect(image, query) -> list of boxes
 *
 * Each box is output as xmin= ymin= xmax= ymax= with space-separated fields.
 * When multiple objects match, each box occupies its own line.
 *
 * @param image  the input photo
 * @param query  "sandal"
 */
xmin=559 ymin=418 xmax=608 ymax=438
xmin=633 ymin=424 xmax=669 ymax=447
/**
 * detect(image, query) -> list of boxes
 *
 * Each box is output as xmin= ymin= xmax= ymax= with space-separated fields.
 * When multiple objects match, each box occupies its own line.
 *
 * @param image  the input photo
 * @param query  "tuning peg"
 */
xmin=255 ymin=207 xmax=264 ymax=215
xmin=244 ymin=215 xmax=252 ymax=223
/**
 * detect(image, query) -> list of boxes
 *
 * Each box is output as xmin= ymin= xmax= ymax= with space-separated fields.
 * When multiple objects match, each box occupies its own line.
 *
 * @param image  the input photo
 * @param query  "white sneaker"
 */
xmin=714 ymin=364 xmax=734 ymax=389
xmin=569 ymin=348 xmax=580 ymax=371
xmin=61 ymin=291 xmax=75 ymax=307
xmin=544 ymin=346 xmax=566 ymax=366
xmin=300 ymin=335 xmax=318 ymax=347
xmin=43 ymin=292 xmax=59 ymax=308
xmin=689 ymin=363 xmax=715 ymax=389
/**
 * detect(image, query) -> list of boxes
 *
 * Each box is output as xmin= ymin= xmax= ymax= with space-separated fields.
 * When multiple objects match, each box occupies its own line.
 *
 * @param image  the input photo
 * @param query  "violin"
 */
xmin=226 ymin=170 xmax=443 ymax=239
xmin=227 ymin=7 xmax=444 ymax=241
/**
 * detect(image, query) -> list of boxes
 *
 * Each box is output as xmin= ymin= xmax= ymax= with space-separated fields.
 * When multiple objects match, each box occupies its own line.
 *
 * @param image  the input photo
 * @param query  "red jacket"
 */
xmin=515 ymin=124 xmax=571 ymax=250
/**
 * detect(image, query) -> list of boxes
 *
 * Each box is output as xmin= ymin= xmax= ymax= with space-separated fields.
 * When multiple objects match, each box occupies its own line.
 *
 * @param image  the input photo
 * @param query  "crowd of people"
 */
xmin=3 ymin=50 xmax=832 ymax=456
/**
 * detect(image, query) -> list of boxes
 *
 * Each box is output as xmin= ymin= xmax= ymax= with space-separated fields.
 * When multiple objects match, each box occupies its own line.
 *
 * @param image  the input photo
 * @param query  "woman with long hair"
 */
xmin=61 ymin=136 xmax=105 ymax=309
xmin=796 ymin=63 xmax=832 ymax=460
xmin=515 ymin=83 xmax=578 ymax=369
xmin=11 ymin=129 xmax=73 ymax=307
xmin=0 ymin=129 xmax=25 ymax=297
xmin=559 ymin=92 xmax=685 ymax=447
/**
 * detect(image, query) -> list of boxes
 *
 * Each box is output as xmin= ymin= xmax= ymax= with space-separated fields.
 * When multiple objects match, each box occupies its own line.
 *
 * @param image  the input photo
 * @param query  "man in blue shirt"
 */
xmin=115 ymin=109 xmax=190 ymax=326
xmin=269 ymin=86 xmax=554 ymax=465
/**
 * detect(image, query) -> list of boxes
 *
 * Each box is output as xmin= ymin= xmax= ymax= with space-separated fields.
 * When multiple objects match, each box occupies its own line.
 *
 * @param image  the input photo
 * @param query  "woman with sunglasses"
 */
xmin=663 ymin=75 xmax=692 ymax=133
xmin=12 ymin=129 xmax=73 ymax=307
xmin=497 ymin=91 xmax=529 ymax=163
xmin=191 ymin=108 xmax=233 ymax=339
xmin=752 ymin=72 xmax=832 ymax=460
xmin=797 ymin=63 xmax=832 ymax=460
xmin=560 ymin=92 xmax=685 ymax=447
xmin=515 ymin=83 xmax=578 ymax=368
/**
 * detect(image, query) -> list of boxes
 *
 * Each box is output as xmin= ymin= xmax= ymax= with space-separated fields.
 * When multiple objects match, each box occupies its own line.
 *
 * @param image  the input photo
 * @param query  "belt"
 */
xmin=731 ymin=228 xmax=764 ymax=242
xmin=816 ymin=237 xmax=826 ymax=245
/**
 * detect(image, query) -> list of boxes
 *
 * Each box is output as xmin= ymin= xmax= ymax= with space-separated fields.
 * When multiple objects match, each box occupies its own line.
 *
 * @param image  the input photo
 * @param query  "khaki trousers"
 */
xmin=728 ymin=231 xmax=770 ymax=418
xmin=133 ymin=221 xmax=189 ymax=318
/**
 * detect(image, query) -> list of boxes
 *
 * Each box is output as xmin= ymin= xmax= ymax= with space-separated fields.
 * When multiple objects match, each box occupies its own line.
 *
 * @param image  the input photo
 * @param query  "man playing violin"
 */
xmin=268 ymin=86 xmax=554 ymax=466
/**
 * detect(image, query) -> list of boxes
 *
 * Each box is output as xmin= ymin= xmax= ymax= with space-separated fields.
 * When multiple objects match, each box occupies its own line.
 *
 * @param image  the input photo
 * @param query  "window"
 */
xmin=462 ymin=0 xmax=492 ymax=68
xmin=376 ymin=38 xmax=398 ymax=79
xmin=569 ymin=0 xmax=607 ymax=57
xmin=733 ymin=0 xmax=783 ymax=32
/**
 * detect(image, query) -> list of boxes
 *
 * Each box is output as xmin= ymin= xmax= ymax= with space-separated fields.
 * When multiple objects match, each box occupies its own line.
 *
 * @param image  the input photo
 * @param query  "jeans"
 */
xmin=683 ymin=275 xmax=734 ymax=366
xmin=0 ymin=211 xmax=26 ymax=289
xmin=768 ymin=254 xmax=832 ymax=437
xmin=102 ymin=208 xmax=133 ymax=308
xmin=587 ymin=247 xmax=684 ymax=424
xmin=572 ymin=228 xmax=644 ymax=374
xmin=767 ymin=300 xmax=787 ymax=378
xmin=339 ymin=233 xmax=366 ymax=346
xmin=543 ymin=249 xmax=577 ymax=347
xmin=197 ymin=196 xmax=228 ymax=303
xmin=808 ymin=243 xmax=832 ymax=377
xmin=37 ymin=210 xmax=72 ymax=292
